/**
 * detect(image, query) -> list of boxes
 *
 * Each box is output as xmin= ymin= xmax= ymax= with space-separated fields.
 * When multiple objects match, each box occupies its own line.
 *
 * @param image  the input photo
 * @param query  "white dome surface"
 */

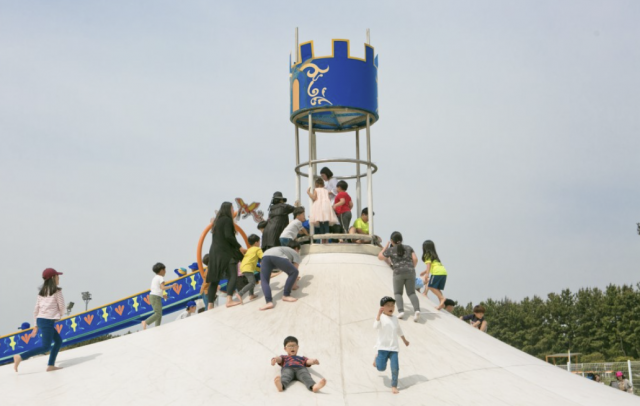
xmin=2 ymin=250 xmax=637 ymax=406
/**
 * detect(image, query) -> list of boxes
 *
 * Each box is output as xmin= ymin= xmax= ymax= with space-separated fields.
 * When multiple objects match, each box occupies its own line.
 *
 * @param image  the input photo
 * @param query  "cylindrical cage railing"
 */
xmin=294 ymin=157 xmax=378 ymax=180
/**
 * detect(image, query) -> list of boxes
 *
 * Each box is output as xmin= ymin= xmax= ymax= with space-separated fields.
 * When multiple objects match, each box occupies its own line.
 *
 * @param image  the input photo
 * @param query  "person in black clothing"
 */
xmin=261 ymin=192 xmax=298 ymax=251
xmin=207 ymin=202 xmax=245 ymax=309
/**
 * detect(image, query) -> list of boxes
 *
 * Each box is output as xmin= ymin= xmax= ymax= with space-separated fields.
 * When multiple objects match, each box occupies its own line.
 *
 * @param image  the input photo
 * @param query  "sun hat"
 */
xmin=380 ymin=296 xmax=396 ymax=307
xmin=42 ymin=268 xmax=63 ymax=279
xmin=186 ymin=300 xmax=196 ymax=309
xmin=188 ymin=262 xmax=199 ymax=271
xmin=18 ymin=322 xmax=30 ymax=330
xmin=271 ymin=191 xmax=287 ymax=203
xmin=616 ymin=371 xmax=623 ymax=377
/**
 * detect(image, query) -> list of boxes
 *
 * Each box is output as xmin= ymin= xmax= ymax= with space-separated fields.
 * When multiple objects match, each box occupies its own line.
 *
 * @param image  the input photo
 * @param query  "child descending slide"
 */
xmin=373 ymin=296 xmax=410 ymax=394
xmin=420 ymin=240 xmax=448 ymax=310
xmin=271 ymin=336 xmax=327 ymax=392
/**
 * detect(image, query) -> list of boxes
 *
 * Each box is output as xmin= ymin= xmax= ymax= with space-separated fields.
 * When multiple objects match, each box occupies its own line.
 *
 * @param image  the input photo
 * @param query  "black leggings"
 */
xmin=206 ymin=260 xmax=239 ymax=306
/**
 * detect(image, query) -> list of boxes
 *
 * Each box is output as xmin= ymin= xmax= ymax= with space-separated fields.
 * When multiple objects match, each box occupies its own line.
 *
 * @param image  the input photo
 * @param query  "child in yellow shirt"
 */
xmin=238 ymin=234 xmax=263 ymax=301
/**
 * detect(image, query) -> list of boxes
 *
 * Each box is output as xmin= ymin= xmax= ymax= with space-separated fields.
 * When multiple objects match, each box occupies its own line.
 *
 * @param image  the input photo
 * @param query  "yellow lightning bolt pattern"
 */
xmin=71 ymin=317 xmax=78 ymax=332
xmin=102 ymin=308 xmax=109 ymax=322
xmin=163 ymin=290 xmax=168 ymax=301
xmin=190 ymin=275 xmax=197 ymax=291
xmin=133 ymin=297 xmax=139 ymax=312
xmin=9 ymin=336 xmax=16 ymax=351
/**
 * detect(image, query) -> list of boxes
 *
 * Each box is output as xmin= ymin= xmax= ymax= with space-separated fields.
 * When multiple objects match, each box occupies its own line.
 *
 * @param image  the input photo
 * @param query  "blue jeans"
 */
xmin=279 ymin=237 xmax=292 ymax=247
xmin=260 ymin=256 xmax=299 ymax=303
xmin=314 ymin=221 xmax=330 ymax=243
xmin=376 ymin=350 xmax=399 ymax=388
xmin=201 ymin=293 xmax=209 ymax=310
xmin=19 ymin=318 xmax=62 ymax=366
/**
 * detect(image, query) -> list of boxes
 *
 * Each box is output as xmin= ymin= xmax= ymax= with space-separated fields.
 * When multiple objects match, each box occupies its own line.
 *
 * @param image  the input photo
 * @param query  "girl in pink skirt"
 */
xmin=307 ymin=178 xmax=338 ymax=243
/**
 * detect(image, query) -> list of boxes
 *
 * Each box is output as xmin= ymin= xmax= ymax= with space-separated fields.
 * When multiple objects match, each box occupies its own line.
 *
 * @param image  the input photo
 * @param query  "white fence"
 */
xmin=556 ymin=360 xmax=639 ymax=396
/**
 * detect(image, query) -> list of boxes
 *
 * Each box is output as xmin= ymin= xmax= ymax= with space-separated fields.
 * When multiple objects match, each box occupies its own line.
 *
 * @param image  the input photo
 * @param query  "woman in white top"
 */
xmin=320 ymin=167 xmax=338 ymax=203
xmin=13 ymin=268 xmax=66 ymax=373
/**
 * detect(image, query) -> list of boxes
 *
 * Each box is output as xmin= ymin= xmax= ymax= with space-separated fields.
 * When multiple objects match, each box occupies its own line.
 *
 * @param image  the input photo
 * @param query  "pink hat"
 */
xmin=42 ymin=268 xmax=63 ymax=279
xmin=616 ymin=371 xmax=623 ymax=377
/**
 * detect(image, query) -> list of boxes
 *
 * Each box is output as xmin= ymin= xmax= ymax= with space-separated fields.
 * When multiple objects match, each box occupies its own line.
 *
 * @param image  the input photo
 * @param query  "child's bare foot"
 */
xmin=274 ymin=376 xmax=284 ymax=392
xmin=392 ymin=387 xmax=399 ymax=394
xmin=282 ymin=296 xmax=297 ymax=303
xmin=312 ymin=378 xmax=326 ymax=392
xmin=46 ymin=366 xmax=63 ymax=372
xmin=141 ymin=321 xmax=147 ymax=330
xmin=372 ymin=358 xmax=376 ymax=368
xmin=292 ymin=283 xmax=299 ymax=290
xmin=248 ymin=295 xmax=258 ymax=301
xmin=260 ymin=302 xmax=275 ymax=311
xmin=235 ymin=293 xmax=244 ymax=305
xmin=226 ymin=300 xmax=242 ymax=308
xmin=437 ymin=298 xmax=446 ymax=310
xmin=13 ymin=355 xmax=22 ymax=372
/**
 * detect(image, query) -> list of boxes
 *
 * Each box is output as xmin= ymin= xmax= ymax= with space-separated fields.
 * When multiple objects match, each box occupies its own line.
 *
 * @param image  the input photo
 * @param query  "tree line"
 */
xmin=452 ymin=283 xmax=640 ymax=362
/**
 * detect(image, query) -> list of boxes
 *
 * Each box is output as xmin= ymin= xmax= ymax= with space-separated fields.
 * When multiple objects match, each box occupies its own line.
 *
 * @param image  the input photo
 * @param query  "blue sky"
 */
xmin=1 ymin=0 xmax=639 ymax=333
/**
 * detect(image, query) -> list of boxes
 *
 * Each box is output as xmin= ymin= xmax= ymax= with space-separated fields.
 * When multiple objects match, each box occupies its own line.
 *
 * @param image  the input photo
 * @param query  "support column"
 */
xmin=308 ymin=114 xmax=314 ymax=243
xmin=295 ymin=126 xmax=300 ymax=204
xmin=366 ymin=114 xmax=374 ymax=243
xmin=355 ymin=129 xmax=362 ymax=216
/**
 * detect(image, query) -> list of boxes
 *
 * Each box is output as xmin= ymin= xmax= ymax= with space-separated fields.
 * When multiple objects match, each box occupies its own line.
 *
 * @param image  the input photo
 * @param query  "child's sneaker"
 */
xmin=397 ymin=312 xmax=405 ymax=319
xmin=413 ymin=311 xmax=420 ymax=322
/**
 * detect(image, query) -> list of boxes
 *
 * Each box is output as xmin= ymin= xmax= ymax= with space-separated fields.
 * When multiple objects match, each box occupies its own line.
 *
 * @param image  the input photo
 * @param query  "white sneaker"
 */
xmin=413 ymin=311 xmax=420 ymax=322
xmin=397 ymin=312 xmax=405 ymax=319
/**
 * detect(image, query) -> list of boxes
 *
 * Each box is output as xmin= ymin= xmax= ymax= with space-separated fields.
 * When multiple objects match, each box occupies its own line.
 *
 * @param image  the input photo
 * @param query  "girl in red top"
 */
xmin=14 ymin=268 xmax=66 ymax=372
xmin=333 ymin=180 xmax=353 ymax=235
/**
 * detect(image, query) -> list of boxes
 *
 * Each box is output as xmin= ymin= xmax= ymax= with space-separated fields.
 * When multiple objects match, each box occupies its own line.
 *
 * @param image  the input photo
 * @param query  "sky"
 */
xmin=1 ymin=0 xmax=639 ymax=333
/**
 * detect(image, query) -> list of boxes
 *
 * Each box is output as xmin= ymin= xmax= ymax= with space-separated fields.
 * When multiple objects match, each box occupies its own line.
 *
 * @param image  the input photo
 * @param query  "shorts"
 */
xmin=428 ymin=274 xmax=447 ymax=290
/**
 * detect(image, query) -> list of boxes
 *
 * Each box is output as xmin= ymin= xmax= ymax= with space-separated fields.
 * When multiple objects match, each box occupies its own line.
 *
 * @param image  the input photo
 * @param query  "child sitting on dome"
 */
xmin=271 ymin=336 xmax=326 ymax=392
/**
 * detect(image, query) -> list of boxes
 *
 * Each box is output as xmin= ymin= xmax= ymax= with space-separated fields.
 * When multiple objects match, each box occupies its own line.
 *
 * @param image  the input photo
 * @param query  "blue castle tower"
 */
xmin=290 ymin=39 xmax=378 ymax=131
xmin=290 ymin=30 xmax=379 ymax=247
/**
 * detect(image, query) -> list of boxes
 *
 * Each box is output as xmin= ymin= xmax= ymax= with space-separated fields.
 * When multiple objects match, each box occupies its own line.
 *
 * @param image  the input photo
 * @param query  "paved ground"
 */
xmin=2 ymin=250 xmax=637 ymax=405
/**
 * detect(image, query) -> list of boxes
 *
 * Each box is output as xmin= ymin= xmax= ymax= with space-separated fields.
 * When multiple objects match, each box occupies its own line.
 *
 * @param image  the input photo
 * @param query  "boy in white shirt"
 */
xmin=142 ymin=263 xmax=173 ymax=330
xmin=373 ymin=296 xmax=410 ymax=394
xmin=279 ymin=207 xmax=308 ymax=246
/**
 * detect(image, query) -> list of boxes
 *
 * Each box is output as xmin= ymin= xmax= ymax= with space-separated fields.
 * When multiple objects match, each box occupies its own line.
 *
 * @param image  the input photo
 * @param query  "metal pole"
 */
xmin=355 ymin=129 xmax=362 ymax=215
xmin=308 ymin=114 xmax=314 ymax=243
xmin=366 ymin=28 xmax=370 ymax=45
xmin=295 ymin=27 xmax=299 ymax=64
xmin=629 ymin=359 xmax=634 ymax=388
xmin=567 ymin=350 xmax=571 ymax=373
xmin=366 ymin=114 xmax=373 ymax=243
xmin=295 ymin=126 xmax=300 ymax=204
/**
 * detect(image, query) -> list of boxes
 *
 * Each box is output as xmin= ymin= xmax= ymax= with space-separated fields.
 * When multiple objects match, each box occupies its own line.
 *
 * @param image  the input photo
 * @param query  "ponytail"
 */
xmin=390 ymin=231 xmax=405 ymax=257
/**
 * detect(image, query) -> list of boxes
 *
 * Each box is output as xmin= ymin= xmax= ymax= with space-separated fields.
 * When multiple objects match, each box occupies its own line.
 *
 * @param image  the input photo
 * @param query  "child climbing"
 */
xmin=142 ymin=263 xmax=173 ymax=330
xmin=13 ymin=268 xmax=66 ymax=373
xmin=307 ymin=178 xmax=338 ymax=243
xmin=271 ymin=336 xmax=326 ymax=392
xmin=378 ymin=232 xmax=421 ymax=322
xmin=373 ymin=296 xmax=410 ymax=394
xmin=237 ymin=234 xmax=263 ymax=301
xmin=419 ymin=240 xmax=448 ymax=310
